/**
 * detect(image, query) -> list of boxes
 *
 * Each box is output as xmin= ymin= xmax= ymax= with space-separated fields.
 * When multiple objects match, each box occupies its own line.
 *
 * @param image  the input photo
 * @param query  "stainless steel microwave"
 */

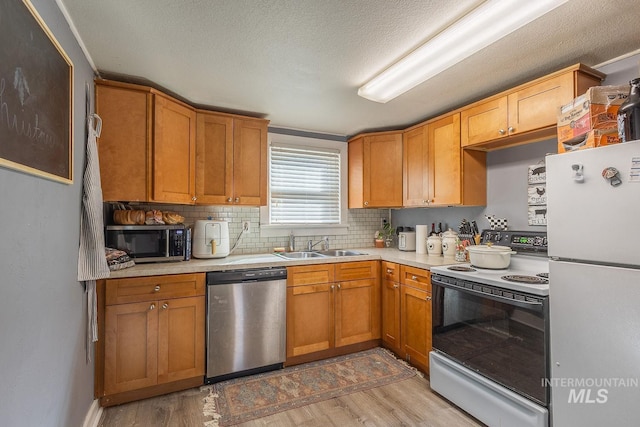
xmin=105 ymin=224 xmax=190 ymax=263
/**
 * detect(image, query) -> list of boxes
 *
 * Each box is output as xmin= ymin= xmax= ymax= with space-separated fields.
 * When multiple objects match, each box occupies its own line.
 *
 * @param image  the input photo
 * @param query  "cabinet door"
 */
xmin=460 ymin=97 xmax=508 ymax=147
xmin=153 ymin=95 xmax=196 ymax=204
xmin=286 ymin=283 xmax=334 ymax=357
xmin=507 ymin=72 xmax=574 ymax=135
xmin=381 ymin=262 xmax=401 ymax=354
xmin=363 ymin=133 xmax=403 ymax=207
xmin=96 ymin=84 xmax=151 ymax=202
xmin=105 ymin=273 xmax=205 ymax=306
xmin=233 ymin=118 xmax=268 ymax=205
xmin=428 ymin=113 xmax=461 ymax=206
xmin=335 ymin=261 xmax=377 ymax=282
xmin=335 ymin=278 xmax=380 ymax=347
xmin=400 ymin=265 xmax=432 ymax=292
xmin=400 ymin=285 xmax=432 ymax=371
xmin=403 ymin=126 xmax=429 ymax=207
xmin=348 ymin=137 xmax=364 ymax=208
xmin=104 ymin=301 xmax=158 ymax=395
xmin=195 ymin=112 xmax=234 ymax=205
xmin=287 ymin=264 xmax=334 ymax=286
xmin=157 ymin=296 xmax=205 ymax=384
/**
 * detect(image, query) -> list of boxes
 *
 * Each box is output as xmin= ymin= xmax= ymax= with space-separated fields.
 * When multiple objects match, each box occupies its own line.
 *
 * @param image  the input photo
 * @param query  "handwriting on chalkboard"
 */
xmin=0 ymin=0 xmax=73 ymax=183
xmin=1 ymin=76 xmax=58 ymax=147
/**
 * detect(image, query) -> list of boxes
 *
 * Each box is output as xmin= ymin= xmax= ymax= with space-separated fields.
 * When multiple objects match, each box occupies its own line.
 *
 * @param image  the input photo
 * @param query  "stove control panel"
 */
xmin=480 ymin=230 xmax=548 ymax=255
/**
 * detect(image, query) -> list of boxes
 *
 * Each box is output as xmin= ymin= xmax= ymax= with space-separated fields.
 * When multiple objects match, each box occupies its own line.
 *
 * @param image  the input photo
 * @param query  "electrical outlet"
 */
xmin=381 ymin=218 xmax=388 ymax=228
xmin=242 ymin=220 xmax=251 ymax=233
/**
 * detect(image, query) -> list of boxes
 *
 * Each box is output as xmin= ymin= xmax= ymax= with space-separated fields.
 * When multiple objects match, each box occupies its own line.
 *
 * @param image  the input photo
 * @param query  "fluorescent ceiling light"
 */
xmin=358 ymin=0 xmax=569 ymax=103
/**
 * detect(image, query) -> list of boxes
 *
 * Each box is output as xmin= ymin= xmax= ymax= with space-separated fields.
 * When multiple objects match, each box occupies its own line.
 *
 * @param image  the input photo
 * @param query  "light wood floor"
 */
xmin=98 ymin=374 xmax=484 ymax=427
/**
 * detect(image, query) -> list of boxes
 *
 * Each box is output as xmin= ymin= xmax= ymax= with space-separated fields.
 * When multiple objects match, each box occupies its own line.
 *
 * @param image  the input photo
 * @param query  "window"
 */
xmin=270 ymin=144 xmax=340 ymax=223
xmin=260 ymin=131 xmax=348 ymax=236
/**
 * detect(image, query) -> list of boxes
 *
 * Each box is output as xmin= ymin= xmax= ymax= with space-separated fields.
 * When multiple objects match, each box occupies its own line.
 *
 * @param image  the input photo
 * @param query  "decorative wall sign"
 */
xmin=527 ymin=164 xmax=546 ymax=184
xmin=0 ymin=0 xmax=74 ymax=184
xmin=528 ymin=206 xmax=547 ymax=226
xmin=527 ymin=163 xmax=547 ymax=226
xmin=527 ymin=185 xmax=547 ymax=205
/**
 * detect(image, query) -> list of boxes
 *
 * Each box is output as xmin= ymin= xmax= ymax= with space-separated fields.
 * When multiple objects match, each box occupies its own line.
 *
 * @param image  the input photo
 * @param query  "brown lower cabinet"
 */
xmin=382 ymin=262 xmax=432 ymax=373
xmin=381 ymin=261 xmax=401 ymax=354
xmin=286 ymin=261 xmax=381 ymax=364
xmin=96 ymin=273 xmax=206 ymax=406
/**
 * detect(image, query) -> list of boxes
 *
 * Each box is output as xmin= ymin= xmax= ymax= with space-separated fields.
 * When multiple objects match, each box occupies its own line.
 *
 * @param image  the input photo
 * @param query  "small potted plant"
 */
xmin=375 ymin=222 xmax=395 ymax=248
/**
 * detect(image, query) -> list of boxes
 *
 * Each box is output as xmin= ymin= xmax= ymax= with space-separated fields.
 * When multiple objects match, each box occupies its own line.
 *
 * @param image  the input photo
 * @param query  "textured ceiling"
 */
xmin=60 ymin=0 xmax=640 ymax=137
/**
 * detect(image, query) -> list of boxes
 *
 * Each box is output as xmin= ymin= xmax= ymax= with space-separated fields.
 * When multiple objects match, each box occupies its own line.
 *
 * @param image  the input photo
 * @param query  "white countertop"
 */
xmin=108 ymin=248 xmax=462 ymax=278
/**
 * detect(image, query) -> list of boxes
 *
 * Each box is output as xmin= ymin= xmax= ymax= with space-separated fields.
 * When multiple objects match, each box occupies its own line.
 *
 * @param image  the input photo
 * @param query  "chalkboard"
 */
xmin=0 ymin=0 xmax=73 ymax=184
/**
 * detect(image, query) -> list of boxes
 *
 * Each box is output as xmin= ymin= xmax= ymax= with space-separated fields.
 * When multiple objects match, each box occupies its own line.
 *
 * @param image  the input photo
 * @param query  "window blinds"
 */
xmin=270 ymin=144 xmax=341 ymax=224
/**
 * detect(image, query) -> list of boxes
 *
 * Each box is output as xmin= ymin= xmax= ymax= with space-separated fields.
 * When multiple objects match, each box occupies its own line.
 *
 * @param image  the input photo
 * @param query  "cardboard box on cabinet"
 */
xmin=557 ymin=128 xmax=621 ymax=153
xmin=557 ymin=85 xmax=628 ymax=145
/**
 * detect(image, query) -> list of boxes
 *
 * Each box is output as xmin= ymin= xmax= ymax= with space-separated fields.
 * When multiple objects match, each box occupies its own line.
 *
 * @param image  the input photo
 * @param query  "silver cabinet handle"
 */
xmin=162 ymin=303 xmax=168 ymax=309
xmin=149 ymin=304 xmax=155 ymax=310
xmin=422 ymin=199 xmax=427 ymax=204
xmin=235 ymin=197 xmax=240 ymax=203
xmin=499 ymin=129 xmax=506 ymax=135
xmin=227 ymin=197 xmax=232 ymax=202
xmin=337 ymin=284 xmax=341 ymax=289
xmin=331 ymin=285 xmax=335 ymax=290
xmin=364 ymin=201 xmax=369 ymax=206
xmin=412 ymin=275 xmax=418 ymax=280
xmin=393 ymin=284 xmax=399 ymax=289
xmin=508 ymin=126 xmax=515 ymax=133
xmin=386 ymin=269 xmax=393 ymax=274
xmin=154 ymin=285 xmax=161 ymax=292
xmin=426 ymin=296 xmax=432 ymax=301
xmin=192 ymin=196 xmax=197 ymax=201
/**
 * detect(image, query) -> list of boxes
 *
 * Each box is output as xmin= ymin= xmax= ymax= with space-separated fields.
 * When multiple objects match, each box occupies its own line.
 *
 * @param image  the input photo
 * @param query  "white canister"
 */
xmin=427 ymin=234 xmax=442 ymax=256
xmin=441 ymin=229 xmax=459 ymax=257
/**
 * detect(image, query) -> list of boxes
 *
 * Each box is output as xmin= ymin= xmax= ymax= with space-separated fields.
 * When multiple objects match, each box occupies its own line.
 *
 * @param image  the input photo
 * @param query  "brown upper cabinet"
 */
xmin=460 ymin=64 xmax=604 ymax=151
xmin=95 ymin=79 xmax=268 ymax=206
xmin=403 ymin=113 xmax=486 ymax=207
xmin=195 ymin=111 xmax=268 ymax=206
xmin=348 ymin=131 xmax=403 ymax=208
xmin=96 ymin=80 xmax=196 ymax=204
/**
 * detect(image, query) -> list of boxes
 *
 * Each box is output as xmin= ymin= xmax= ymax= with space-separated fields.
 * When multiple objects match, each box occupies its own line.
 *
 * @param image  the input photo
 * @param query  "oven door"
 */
xmin=431 ymin=274 xmax=549 ymax=406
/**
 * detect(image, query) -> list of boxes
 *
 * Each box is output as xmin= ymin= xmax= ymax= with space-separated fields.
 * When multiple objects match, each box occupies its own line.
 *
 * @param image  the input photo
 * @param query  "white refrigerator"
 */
xmin=546 ymin=140 xmax=640 ymax=427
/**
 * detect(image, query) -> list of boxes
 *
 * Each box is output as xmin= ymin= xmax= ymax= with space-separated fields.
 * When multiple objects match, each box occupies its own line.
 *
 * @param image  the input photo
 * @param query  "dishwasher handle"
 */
xmin=206 ymin=267 xmax=287 ymax=285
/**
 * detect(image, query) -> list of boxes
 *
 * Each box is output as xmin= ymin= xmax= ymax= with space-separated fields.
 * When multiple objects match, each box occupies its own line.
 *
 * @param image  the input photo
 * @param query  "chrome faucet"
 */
xmin=289 ymin=231 xmax=295 ymax=252
xmin=307 ymin=236 xmax=329 ymax=251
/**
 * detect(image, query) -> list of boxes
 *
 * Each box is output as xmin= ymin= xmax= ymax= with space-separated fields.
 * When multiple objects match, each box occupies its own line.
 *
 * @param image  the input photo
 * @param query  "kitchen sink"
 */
xmin=314 ymin=249 xmax=366 ymax=257
xmin=275 ymin=249 xmax=367 ymax=259
xmin=275 ymin=251 xmax=328 ymax=259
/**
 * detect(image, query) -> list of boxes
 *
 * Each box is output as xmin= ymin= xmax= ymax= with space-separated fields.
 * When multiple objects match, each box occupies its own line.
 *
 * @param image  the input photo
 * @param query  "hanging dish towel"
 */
xmin=78 ymin=113 xmax=110 ymax=363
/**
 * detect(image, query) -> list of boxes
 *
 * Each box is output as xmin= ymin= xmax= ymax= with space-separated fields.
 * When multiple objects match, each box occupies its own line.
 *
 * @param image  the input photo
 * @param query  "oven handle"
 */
xmin=432 ymin=278 xmax=544 ymax=310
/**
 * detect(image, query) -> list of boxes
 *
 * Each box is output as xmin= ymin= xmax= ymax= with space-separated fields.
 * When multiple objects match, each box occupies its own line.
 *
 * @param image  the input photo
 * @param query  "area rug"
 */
xmin=201 ymin=347 xmax=416 ymax=426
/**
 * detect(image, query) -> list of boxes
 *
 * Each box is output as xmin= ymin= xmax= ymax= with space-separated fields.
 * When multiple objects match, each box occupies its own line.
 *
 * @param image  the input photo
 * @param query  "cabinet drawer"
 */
xmin=400 ymin=265 xmax=431 ymax=292
xmin=381 ymin=261 xmax=400 ymax=282
xmin=287 ymin=265 xmax=334 ymax=287
xmin=106 ymin=273 xmax=205 ymax=305
xmin=335 ymin=261 xmax=378 ymax=281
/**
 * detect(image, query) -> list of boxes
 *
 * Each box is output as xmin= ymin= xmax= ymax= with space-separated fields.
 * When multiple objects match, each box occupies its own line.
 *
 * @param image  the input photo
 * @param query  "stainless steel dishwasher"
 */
xmin=205 ymin=267 xmax=287 ymax=383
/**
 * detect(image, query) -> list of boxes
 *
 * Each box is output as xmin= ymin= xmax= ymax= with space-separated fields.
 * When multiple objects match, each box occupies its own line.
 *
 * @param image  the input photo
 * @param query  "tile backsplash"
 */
xmin=110 ymin=203 xmax=388 ymax=254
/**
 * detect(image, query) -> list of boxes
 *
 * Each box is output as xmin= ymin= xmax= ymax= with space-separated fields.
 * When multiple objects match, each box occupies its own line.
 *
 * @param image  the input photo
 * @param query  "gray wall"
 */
xmin=0 ymin=1 xmax=96 ymax=426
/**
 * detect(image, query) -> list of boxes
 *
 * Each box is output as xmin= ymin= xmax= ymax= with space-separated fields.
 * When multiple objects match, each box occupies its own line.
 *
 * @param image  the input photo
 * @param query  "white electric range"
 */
xmin=430 ymin=229 xmax=549 ymax=295
xmin=429 ymin=230 xmax=551 ymax=427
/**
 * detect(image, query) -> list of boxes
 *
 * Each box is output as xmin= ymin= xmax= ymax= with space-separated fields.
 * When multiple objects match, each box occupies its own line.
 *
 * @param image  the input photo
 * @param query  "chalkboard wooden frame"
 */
xmin=0 ymin=0 xmax=74 ymax=184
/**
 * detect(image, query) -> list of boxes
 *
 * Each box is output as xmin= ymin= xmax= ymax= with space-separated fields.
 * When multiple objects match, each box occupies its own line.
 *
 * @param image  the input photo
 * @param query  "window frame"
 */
xmin=260 ymin=132 xmax=349 ymax=238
